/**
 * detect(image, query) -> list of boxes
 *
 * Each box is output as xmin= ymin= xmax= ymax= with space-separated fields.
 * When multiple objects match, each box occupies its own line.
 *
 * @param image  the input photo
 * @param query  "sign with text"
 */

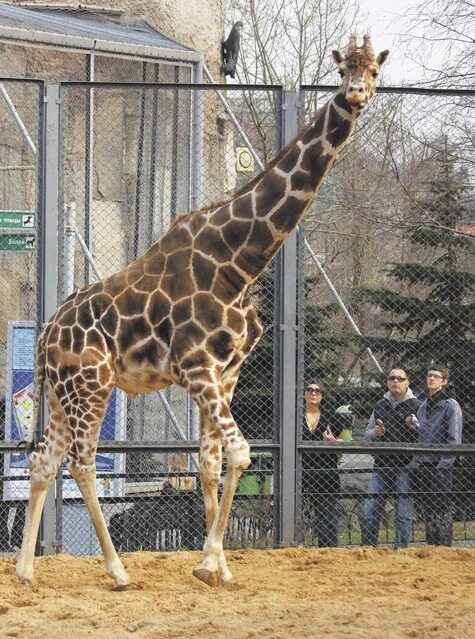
xmin=0 ymin=211 xmax=35 ymax=229
xmin=0 ymin=234 xmax=36 ymax=251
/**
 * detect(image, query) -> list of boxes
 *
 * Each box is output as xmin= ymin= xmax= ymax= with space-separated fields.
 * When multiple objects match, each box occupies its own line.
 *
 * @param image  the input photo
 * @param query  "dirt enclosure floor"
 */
xmin=0 ymin=546 xmax=474 ymax=639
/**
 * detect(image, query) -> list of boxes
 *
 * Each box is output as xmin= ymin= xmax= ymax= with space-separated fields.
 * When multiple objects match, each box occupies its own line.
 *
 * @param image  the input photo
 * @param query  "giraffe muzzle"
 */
xmin=346 ymin=88 xmax=367 ymax=107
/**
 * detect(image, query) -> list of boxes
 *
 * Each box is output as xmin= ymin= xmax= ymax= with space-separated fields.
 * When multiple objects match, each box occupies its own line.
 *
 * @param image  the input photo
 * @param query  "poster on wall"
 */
xmin=3 ymin=321 xmax=126 ymax=500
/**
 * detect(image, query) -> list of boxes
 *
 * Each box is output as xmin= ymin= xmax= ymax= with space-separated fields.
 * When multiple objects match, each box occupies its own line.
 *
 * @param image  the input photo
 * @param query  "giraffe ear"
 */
xmin=332 ymin=50 xmax=343 ymax=65
xmin=377 ymin=50 xmax=389 ymax=66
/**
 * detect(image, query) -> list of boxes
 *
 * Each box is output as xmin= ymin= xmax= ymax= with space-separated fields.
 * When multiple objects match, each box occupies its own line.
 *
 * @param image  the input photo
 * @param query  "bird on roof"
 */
xmin=222 ymin=20 xmax=243 ymax=79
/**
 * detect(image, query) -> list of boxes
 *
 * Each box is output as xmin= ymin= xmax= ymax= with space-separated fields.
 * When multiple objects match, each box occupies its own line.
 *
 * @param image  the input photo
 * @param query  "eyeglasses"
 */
xmin=427 ymin=373 xmax=444 ymax=379
xmin=306 ymin=387 xmax=322 ymax=395
xmin=387 ymin=376 xmax=407 ymax=382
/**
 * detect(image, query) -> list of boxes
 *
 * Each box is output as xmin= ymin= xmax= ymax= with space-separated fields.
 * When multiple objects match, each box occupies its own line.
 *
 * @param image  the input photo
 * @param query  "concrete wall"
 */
xmin=0 ymin=2 xmax=229 ymax=401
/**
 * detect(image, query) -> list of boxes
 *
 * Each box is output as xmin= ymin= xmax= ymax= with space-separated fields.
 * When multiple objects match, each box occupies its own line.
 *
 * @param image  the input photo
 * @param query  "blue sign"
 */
xmin=4 ymin=321 xmax=125 ymax=500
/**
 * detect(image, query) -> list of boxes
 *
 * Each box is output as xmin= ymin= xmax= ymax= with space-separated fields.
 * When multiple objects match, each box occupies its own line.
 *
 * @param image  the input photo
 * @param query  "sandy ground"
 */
xmin=0 ymin=546 xmax=474 ymax=639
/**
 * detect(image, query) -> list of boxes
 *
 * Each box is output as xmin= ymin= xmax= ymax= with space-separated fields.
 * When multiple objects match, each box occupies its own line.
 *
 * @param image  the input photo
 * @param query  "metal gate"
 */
xmin=0 ymin=80 xmax=474 ymax=556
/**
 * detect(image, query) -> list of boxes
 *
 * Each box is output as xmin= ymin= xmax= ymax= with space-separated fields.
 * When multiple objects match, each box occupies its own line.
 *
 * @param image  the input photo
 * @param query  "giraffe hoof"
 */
xmin=219 ymin=569 xmax=235 ymax=585
xmin=193 ymin=568 xmax=222 ymax=587
xmin=111 ymin=582 xmax=132 ymax=592
xmin=17 ymin=576 xmax=33 ymax=586
xmin=16 ymin=567 xmax=33 ymax=586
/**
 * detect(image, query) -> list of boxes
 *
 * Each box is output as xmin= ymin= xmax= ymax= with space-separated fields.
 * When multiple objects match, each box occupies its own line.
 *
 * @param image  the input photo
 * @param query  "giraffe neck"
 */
xmin=219 ymin=89 xmax=360 ymax=283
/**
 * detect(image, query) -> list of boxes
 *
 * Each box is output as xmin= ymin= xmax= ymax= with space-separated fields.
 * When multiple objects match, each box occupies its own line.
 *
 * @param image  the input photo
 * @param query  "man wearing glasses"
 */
xmin=412 ymin=365 xmax=463 ymax=546
xmin=361 ymin=368 xmax=421 ymax=548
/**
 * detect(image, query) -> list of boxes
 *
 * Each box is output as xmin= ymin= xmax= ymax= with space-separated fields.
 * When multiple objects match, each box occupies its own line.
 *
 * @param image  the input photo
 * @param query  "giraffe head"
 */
xmin=332 ymin=35 xmax=389 ymax=107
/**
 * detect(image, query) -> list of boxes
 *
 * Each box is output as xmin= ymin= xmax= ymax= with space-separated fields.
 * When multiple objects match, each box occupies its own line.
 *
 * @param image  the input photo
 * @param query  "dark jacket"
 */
xmin=416 ymin=387 xmax=463 ymax=469
xmin=302 ymin=405 xmax=344 ymax=494
xmin=366 ymin=390 xmax=422 ymax=468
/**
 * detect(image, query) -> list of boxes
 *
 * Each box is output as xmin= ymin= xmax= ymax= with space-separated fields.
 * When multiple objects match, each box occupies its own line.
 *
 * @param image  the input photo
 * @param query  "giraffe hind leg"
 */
xmin=16 ymin=383 xmax=71 ymax=585
xmin=67 ymin=461 xmax=129 ymax=588
xmin=64 ymin=382 xmax=129 ymax=588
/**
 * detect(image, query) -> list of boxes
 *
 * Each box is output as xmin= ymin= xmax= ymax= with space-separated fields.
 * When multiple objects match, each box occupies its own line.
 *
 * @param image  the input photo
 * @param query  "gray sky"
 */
xmin=357 ymin=0 xmax=433 ymax=85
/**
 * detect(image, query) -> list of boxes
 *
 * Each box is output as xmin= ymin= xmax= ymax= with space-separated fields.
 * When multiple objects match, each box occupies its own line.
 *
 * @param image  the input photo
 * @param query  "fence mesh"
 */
xmin=0 ymin=79 xmax=41 ymax=553
xmin=54 ymin=84 xmax=281 ymax=554
xmin=0 ymin=81 xmax=473 ymax=557
xmin=298 ymin=87 xmax=475 ymax=548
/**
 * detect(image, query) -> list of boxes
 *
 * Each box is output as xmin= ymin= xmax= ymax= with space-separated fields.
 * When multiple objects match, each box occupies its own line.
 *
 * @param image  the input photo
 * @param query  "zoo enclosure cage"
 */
xmin=0 ymin=10 xmax=473 ymax=555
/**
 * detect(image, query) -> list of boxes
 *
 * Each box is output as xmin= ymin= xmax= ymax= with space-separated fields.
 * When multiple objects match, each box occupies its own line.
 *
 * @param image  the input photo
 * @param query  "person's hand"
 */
xmin=406 ymin=415 xmax=418 ymax=431
xmin=323 ymin=427 xmax=336 ymax=441
xmin=373 ymin=419 xmax=385 ymax=438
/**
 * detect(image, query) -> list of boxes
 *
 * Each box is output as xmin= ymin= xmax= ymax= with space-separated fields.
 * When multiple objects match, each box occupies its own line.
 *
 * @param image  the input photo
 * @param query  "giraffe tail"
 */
xmin=17 ymin=331 xmax=46 ymax=454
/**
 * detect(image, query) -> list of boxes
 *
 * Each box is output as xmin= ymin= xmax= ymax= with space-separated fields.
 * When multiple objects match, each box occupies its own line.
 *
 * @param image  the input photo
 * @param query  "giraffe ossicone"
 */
xmin=16 ymin=36 xmax=388 ymax=588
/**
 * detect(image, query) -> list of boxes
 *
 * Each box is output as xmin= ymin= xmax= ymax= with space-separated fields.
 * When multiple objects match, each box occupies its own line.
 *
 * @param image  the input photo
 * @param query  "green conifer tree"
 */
xmin=360 ymin=142 xmax=475 ymax=436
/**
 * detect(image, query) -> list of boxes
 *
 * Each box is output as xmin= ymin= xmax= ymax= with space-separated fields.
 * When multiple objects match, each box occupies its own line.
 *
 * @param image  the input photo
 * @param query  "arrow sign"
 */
xmin=0 ymin=234 xmax=36 ymax=251
xmin=0 ymin=211 xmax=36 ymax=229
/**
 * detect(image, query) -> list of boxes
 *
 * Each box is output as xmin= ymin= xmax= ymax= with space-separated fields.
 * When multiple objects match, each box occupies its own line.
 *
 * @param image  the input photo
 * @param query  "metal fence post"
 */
xmin=38 ymin=83 xmax=61 ymax=555
xmin=276 ymin=90 xmax=299 ymax=545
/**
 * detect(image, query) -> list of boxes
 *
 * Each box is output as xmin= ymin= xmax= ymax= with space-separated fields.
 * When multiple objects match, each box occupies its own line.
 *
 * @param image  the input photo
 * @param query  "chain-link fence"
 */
xmin=0 ymin=78 xmax=42 ymax=554
xmin=54 ymin=82 xmax=281 ymax=555
xmin=297 ymin=86 xmax=475 ymax=549
xmin=0 ymin=80 xmax=474 ymax=557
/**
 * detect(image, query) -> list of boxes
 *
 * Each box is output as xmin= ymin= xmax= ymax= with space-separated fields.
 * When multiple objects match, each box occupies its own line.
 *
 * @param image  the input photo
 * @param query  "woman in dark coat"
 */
xmin=302 ymin=380 xmax=344 ymax=547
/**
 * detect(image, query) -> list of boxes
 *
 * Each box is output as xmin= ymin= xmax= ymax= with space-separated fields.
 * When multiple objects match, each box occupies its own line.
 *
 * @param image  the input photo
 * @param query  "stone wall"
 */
xmin=0 ymin=1 xmax=228 ymax=402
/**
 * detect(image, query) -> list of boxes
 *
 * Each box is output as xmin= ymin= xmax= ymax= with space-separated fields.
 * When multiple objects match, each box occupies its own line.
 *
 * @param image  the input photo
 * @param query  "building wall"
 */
xmin=9 ymin=0 xmax=225 ymax=79
xmin=0 ymin=2 xmax=232 ymax=406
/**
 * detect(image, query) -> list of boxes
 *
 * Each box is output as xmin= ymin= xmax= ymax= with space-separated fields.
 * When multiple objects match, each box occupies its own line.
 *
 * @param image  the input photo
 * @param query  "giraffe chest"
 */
xmin=114 ymin=369 xmax=174 ymax=397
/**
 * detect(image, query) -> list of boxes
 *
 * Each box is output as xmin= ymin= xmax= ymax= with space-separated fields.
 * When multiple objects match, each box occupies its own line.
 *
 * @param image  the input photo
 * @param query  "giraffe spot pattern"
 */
xmin=24 ymin=59 xmax=381 ymax=584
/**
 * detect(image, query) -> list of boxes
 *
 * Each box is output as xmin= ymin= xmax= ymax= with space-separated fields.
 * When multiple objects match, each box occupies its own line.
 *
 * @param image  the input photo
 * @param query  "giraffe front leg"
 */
xmin=192 ymin=394 xmax=251 ymax=587
xmin=198 ymin=416 xmax=234 ymax=584
xmin=193 ymin=439 xmax=250 ymax=586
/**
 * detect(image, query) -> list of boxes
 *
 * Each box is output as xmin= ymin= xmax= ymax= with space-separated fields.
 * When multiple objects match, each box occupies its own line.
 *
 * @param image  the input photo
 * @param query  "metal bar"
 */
xmin=0 ymin=164 xmax=36 ymax=171
xmin=39 ymin=83 xmax=61 ymax=556
xmin=0 ymin=77 xmax=46 ymax=84
xmin=300 ymin=85 xmax=475 ymax=96
xmin=297 ymin=442 xmax=475 ymax=455
xmin=61 ymin=202 xmax=76 ymax=301
xmin=190 ymin=60 xmax=204 ymax=211
xmin=189 ymin=58 xmax=204 ymax=456
xmin=58 ymin=81 xmax=475 ymax=97
xmin=203 ymin=65 xmax=265 ymax=171
xmin=156 ymin=392 xmax=199 ymax=472
xmin=72 ymin=226 xmax=102 ymax=280
xmin=34 ymin=83 xmax=46 ymax=555
xmin=133 ymin=63 xmax=147 ymax=260
xmin=84 ymin=54 xmax=95 ymax=283
xmin=147 ymin=63 xmax=159 ymax=240
xmin=2 ymin=441 xmax=473 ymax=454
xmin=170 ymin=66 xmax=180 ymax=221
xmin=303 ymin=237 xmax=383 ymax=374
xmin=277 ymin=90 xmax=299 ymax=546
xmin=60 ymin=81 xmax=282 ymax=90
xmin=0 ymin=82 xmax=37 ymax=155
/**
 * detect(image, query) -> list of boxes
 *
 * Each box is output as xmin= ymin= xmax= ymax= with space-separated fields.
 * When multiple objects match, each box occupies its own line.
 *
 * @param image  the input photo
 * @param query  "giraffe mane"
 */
xmin=168 ymin=111 xmax=325 ymax=231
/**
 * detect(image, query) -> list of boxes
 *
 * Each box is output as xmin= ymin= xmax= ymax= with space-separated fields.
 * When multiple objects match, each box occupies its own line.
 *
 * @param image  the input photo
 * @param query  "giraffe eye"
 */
xmin=372 ymin=71 xmax=379 ymax=78
xmin=338 ymin=69 xmax=344 ymax=77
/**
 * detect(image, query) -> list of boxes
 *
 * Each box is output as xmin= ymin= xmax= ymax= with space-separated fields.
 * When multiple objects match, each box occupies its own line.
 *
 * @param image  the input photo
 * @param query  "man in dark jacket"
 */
xmin=412 ymin=365 xmax=463 ymax=546
xmin=361 ymin=368 xmax=422 ymax=548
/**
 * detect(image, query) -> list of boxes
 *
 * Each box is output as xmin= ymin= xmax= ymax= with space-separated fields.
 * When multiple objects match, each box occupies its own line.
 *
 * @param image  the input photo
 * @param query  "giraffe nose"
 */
xmin=346 ymin=83 xmax=367 ymax=105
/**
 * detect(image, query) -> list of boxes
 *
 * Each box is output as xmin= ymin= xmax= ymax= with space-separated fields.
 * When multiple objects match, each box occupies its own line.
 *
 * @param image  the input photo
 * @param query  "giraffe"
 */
xmin=16 ymin=36 xmax=388 ymax=589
